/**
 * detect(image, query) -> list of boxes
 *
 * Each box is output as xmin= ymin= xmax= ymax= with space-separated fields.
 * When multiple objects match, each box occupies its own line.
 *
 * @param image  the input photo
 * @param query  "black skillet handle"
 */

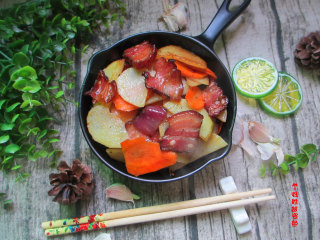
xmin=195 ymin=0 xmax=251 ymax=49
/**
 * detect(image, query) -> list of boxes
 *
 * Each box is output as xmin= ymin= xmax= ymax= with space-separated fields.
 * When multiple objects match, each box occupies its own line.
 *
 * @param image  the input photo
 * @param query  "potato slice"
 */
xmin=103 ymin=59 xmax=125 ymax=82
xmin=163 ymin=99 xmax=214 ymax=141
xmin=159 ymin=121 xmax=169 ymax=137
xmin=116 ymin=67 xmax=148 ymax=107
xmin=87 ymin=104 xmax=129 ymax=148
xmin=182 ymin=78 xmax=189 ymax=95
xmin=198 ymin=108 xmax=214 ymax=141
xmin=145 ymin=93 xmax=165 ymax=105
xmin=157 ymin=45 xmax=207 ymax=71
xmin=106 ymin=148 xmax=125 ymax=162
xmin=186 ymin=77 xmax=209 ymax=87
xmin=217 ymin=109 xmax=227 ymax=123
xmin=176 ymin=133 xmax=228 ymax=164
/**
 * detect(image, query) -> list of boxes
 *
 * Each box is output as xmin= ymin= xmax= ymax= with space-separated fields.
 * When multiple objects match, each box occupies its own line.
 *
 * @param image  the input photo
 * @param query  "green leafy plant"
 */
xmin=259 ymin=143 xmax=320 ymax=177
xmin=0 ymin=192 xmax=12 ymax=209
xmin=0 ymin=0 xmax=126 ymax=180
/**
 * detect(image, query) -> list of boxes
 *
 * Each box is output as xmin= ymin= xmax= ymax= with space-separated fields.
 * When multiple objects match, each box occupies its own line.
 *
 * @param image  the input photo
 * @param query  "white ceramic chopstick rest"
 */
xmin=93 ymin=233 xmax=112 ymax=240
xmin=219 ymin=176 xmax=252 ymax=234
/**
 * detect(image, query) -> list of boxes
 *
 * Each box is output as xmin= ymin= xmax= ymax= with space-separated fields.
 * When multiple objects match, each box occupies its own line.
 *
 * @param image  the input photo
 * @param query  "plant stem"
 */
xmin=0 ymin=50 xmax=11 ymax=61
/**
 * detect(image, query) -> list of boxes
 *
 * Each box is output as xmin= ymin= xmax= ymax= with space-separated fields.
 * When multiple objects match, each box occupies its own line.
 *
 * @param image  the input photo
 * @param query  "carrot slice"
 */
xmin=121 ymin=137 xmax=177 ymax=176
xmin=110 ymin=104 xmax=138 ymax=122
xmin=113 ymin=93 xmax=139 ymax=112
xmin=185 ymin=87 xmax=204 ymax=110
xmin=217 ymin=122 xmax=223 ymax=135
xmin=205 ymin=68 xmax=217 ymax=79
xmin=174 ymin=61 xmax=207 ymax=79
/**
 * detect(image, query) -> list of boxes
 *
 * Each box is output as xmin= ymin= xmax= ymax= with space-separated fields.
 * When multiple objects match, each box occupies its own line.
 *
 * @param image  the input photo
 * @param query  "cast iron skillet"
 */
xmin=79 ymin=0 xmax=251 ymax=182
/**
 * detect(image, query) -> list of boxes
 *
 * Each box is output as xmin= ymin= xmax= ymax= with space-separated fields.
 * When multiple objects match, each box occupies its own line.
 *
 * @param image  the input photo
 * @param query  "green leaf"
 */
xmin=13 ymin=79 xmax=41 ymax=93
xmin=4 ymin=199 xmax=12 ymax=205
xmin=5 ymin=144 xmax=20 ymax=154
xmin=18 ymin=118 xmax=32 ymax=134
xmin=82 ymin=44 xmax=89 ymax=53
xmin=6 ymin=102 xmax=20 ymax=112
xmin=301 ymin=144 xmax=317 ymax=157
xmin=0 ymin=100 xmax=6 ymax=110
xmin=132 ymin=193 xmax=140 ymax=200
xmin=272 ymin=168 xmax=278 ymax=176
xmin=11 ymin=66 xmax=37 ymax=81
xmin=11 ymin=165 xmax=22 ymax=170
xmin=37 ymin=129 xmax=48 ymax=140
xmin=12 ymin=52 xmax=30 ymax=67
xmin=0 ymin=123 xmax=15 ymax=131
xmin=295 ymin=153 xmax=309 ymax=169
xmin=11 ymin=114 xmax=20 ymax=123
xmin=2 ymin=156 xmax=13 ymax=165
xmin=49 ymin=138 xmax=60 ymax=143
xmin=55 ymin=90 xmax=64 ymax=98
xmin=38 ymin=150 xmax=48 ymax=158
xmin=20 ymin=100 xmax=42 ymax=108
xmin=71 ymin=45 xmax=76 ymax=54
xmin=269 ymin=162 xmax=277 ymax=170
xmin=0 ymin=135 xmax=10 ymax=144
xmin=284 ymin=154 xmax=296 ymax=164
xmin=279 ymin=162 xmax=289 ymax=175
xmin=53 ymin=43 xmax=65 ymax=52
xmin=259 ymin=163 xmax=266 ymax=178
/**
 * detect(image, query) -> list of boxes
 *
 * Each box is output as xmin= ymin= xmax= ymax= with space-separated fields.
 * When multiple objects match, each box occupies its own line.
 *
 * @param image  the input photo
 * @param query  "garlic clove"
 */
xmin=275 ymin=147 xmax=284 ymax=166
xmin=106 ymin=183 xmax=139 ymax=204
xmin=232 ymin=116 xmax=244 ymax=145
xmin=232 ymin=116 xmax=257 ymax=158
xmin=163 ymin=2 xmax=188 ymax=32
xmin=256 ymin=142 xmax=277 ymax=160
xmin=248 ymin=121 xmax=280 ymax=144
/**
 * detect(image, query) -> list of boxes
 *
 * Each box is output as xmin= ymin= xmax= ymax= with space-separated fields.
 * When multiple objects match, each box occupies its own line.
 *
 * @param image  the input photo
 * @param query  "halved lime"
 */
xmin=232 ymin=57 xmax=279 ymax=98
xmin=258 ymin=72 xmax=303 ymax=116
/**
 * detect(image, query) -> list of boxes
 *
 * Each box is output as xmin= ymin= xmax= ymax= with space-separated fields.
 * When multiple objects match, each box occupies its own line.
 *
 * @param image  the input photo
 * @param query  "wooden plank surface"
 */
xmin=0 ymin=0 xmax=320 ymax=239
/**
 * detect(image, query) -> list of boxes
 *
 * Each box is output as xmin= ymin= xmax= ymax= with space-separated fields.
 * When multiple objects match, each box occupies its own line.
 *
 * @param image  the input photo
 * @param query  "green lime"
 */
xmin=232 ymin=57 xmax=279 ymax=98
xmin=258 ymin=72 xmax=303 ymax=116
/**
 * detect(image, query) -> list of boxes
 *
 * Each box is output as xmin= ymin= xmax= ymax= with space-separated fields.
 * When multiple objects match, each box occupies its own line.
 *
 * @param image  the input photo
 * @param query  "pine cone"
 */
xmin=48 ymin=159 xmax=94 ymax=205
xmin=294 ymin=31 xmax=320 ymax=69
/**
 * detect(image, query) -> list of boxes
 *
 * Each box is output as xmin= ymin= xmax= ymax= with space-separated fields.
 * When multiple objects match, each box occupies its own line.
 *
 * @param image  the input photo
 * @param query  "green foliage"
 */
xmin=0 ymin=192 xmax=12 ymax=209
xmin=259 ymin=144 xmax=320 ymax=177
xmin=0 ymin=0 xmax=126 ymax=177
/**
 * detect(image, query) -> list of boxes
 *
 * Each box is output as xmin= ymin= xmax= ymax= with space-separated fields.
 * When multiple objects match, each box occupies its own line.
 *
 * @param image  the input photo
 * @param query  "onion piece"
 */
xmin=133 ymin=106 xmax=167 ymax=136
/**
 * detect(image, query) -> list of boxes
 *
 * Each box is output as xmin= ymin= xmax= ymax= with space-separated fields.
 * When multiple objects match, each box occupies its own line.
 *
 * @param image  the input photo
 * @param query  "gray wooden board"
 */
xmin=0 ymin=0 xmax=319 ymax=239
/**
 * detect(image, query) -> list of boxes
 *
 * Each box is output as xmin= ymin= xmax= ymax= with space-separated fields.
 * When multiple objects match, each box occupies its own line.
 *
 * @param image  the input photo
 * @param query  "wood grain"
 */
xmin=0 ymin=0 xmax=319 ymax=239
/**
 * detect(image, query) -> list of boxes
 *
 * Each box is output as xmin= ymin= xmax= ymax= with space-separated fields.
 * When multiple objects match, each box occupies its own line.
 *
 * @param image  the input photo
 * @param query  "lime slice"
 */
xmin=258 ymin=72 xmax=303 ymax=116
xmin=232 ymin=57 xmax=279 ymax=98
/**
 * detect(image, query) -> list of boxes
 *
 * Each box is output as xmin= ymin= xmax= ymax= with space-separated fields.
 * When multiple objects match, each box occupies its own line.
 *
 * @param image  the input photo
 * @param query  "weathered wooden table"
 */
xmin=1 ymin=0 xmax=320 ymax=239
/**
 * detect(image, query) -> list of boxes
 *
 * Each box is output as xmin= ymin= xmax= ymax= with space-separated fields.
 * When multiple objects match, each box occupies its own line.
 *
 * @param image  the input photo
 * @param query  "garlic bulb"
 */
xmin=163 ymin=2 xmax=188 ymax=32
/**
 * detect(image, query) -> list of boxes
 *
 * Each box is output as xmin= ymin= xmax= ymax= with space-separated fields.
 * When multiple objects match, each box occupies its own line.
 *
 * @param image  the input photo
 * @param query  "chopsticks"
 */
xmin=43 ymin=188 xmax=274 ymax=237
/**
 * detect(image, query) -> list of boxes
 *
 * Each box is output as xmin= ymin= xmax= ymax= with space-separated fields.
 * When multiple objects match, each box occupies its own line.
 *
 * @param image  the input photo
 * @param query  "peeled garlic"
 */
xmin=257 ymin=142 xmax=284 ymax=165
xmin=163 ymin=2 xmax=188 ymax=32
